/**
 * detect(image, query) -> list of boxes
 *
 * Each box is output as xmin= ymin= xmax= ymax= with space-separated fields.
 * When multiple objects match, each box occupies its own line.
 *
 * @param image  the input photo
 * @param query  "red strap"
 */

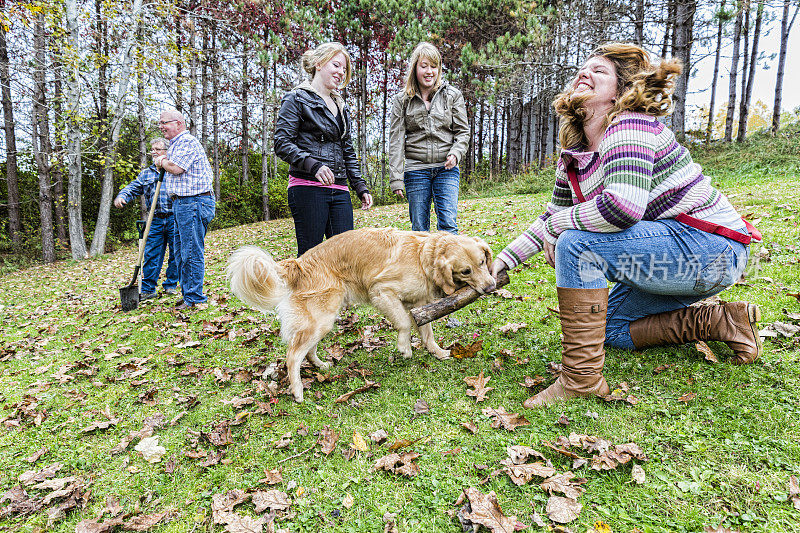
xmin=566 ymin=163 xmax=586 ymax=203
xmin=675 ymin=213 xmax=761 ymax=245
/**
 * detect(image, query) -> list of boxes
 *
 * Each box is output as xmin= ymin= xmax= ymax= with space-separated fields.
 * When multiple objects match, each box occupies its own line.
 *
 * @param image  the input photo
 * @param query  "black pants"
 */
xmin=288 ymin=185 xmax=354 ymax=256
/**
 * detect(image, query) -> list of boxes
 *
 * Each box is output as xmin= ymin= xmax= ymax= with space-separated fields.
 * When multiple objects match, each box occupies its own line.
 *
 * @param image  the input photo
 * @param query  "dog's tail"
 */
xmin=227 ymin=246 xmax=288 ymax=312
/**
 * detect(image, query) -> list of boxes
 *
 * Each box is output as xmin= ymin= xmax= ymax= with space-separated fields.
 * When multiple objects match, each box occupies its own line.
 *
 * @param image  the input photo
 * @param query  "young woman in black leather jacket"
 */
xmin=274 ymin=42 xmax=373 ymax=256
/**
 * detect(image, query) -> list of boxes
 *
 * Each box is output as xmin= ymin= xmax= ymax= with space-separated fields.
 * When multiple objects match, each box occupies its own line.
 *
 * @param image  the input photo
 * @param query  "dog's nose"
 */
xmin=484 ymin=280 xmax=496 ymax=293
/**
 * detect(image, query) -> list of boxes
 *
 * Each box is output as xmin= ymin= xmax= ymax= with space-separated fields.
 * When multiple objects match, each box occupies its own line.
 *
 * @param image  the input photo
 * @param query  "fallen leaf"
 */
xmin=19 ymin=463 xmax=62 ymax=485
xmin=482 ymin=406 xmax=530 ymax=431
xmin=122 ymin=512 xmax=168 ymax=531
xmin=413 ymin=399 xmax=430 ymax=415
xmin=258 ymin=468 xmax=283 ymax=485
xmin=541 ymin=472 xmax=586 ymax=499
xmin=459 ymin=487 xmax=519 ymax=533
xmin=464 ymin=371 xmax=494 ymax=402
xmin=678 ymin=392 xmax=697 ymax=403
xmin=374 ymin=452 xmax=421 ymax=477
xmin=319 ymin=426 xmax=338 ymax=455
xmin=25 ymin=447 xmax=47 ymax=464
xmin=450 ymin=340 xmax=483 ymax=359
xmin=134 ymin=436 xmax=167 ymax=463
xmin=461 ymin=421 xmax=478 ymax=434
xmin=341 ymin=493 xmax=354 ymax=509
xmin=368 ymin=429 xmax=388 ymax=444
xmin=519 ymin=375 xmax=545 ymax=388
xmin=498 ymin=322 xmax=527 ymax=334
xmin=351 ymin=431 xmax=369 ymax=452
xmin=546 ymin=495 xmax=582 ymax=523
xmin=695 ymin=341 xmax=718 ymax=363
xmin=502 ymin=461 xmax=557 ymax=486
xmin=252 ymin=490 xmax=291 ymax=513
xmin=632 ymin=464 xmax=646 ymax=484
xmin=789 ymin=475 xmax=800 ymax=510
xmin=335 ymin=380 xmax=379 ymax=403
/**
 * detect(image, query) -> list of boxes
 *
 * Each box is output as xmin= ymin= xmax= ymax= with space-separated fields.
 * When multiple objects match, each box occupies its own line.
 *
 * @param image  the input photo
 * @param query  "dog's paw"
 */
xmin=291 ymin=386 xmax=304 ymax=403
xmin=433 ymin=348 xmax=451 ymax=360
xmin=315 ymin=361 xmax=332 ymax=371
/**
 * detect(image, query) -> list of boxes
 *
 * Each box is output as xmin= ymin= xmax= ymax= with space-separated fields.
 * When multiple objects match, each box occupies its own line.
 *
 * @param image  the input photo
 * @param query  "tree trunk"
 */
xmin=137 ymin=29 xmax=148 ymax=220
xmin=706 ymin=0 xmax=726 ymax=141
xmin=64 ymin=0 xmax=88 ymax=259
xmin=89 ymin=0 xmax=143 ymax=256
xmin=477 ymin=96 xmax=484 ymax=168
xmin=175 ymin=13 xmax=182 ymax=112
xmin=662 ymin=0 xmax=675 ymax=59
xmin=491 ymin=102 xmax=498 ymax=176
xmin=772 ymin=0 xmax=799 ymax=134
xmin=635 ymin=0 xmax=645 ymax=45
xmin=736 ymin=1 xmax=751 ymax=140
xmin=50 ymin=56 xmax=67 ymax=245
xmin=211 ymin=22 xmax=220 ymax=199
xmin=0 ymin=21 xmax=21 ymax=248
xmin=261 ymin=30 xmax=270 ymax=221
xmin=724 ymin=1 xmax=743 ymax=142
xmin=189 ymin=21 xmax=197 ymax=136
xmin=33 ymin=13 xmax=55 ymax=263
xmin=201 ymin=24 xmax=208 ymax=149
xmin=241 ymin=38 xmax=249 ymax=186
xmin=672 ymin=0 xmax=696 ymax=140
xmin=737 ymin=0 xmax=763 ymax=142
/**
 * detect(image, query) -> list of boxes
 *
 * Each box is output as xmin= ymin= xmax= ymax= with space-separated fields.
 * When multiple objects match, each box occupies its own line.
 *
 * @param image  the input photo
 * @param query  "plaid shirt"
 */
xmin=116 ymin=164 xmax=173 ymax=215
xmin=165 ymin=130 xmax=214 ymax=197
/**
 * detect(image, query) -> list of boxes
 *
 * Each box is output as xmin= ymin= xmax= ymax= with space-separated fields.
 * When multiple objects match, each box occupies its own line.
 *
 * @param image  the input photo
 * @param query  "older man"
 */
xmin=154 ymin=110 xmax=216 ymax=309
xmin=114 ymin=137 xmax=178 ymax=299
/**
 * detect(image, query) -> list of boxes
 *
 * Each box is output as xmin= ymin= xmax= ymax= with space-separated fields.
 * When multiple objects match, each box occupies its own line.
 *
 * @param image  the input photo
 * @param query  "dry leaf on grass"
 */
xmin=502 ymin=461 xmax=557 ymax=486
xmin=412 ymin=399 xmax=430 ymax=415
xmin=252 ymin=490 xmax=291 ymax=513
xmin=678 ymin=392 xmax=697 ymax=403
xmin=335 ymin=380 xmax=379 ymax=403
xmin=464 ymin=371 xmax=494 ymax=402
xmin=214 ymin=511 xmax=270 ymax=533
xmin=506 ymin=445 xmax=548 ymax=465
xmin=789 ymin=475 xmax=800 ymax=510
xmin=374 ymin=452 xmax=421 ymax=477
xmin=546 ymin=495 xmax=582 ymax=523
xmin=461 ymin=421 xmax=478 ymax=434
xmin=695 ymin=341 xmax=718 ymax=362
xmin=632 ymin=464 xmax=646 ymax=484
xmin=122 ymin=512 xmax=168 ymax=531
xmin=457 ymin=487 xmax=524 ymax=533
xmin=540 ymin=472 xmax=587 ymax=499
xmin=498 ymin=322 xmax=527 ymax=333
xmin=18 ymin=463 xmax=62 ymax=485
xmin=482 ymin=406 xmax=530 ymax=431
xmin=368 ymin=429 xmax=388 ymax=444
xmin=212 ymin=490 xmax=250 ymax=517
xmin=450 ymin=340 xmax=483 ymax=359
xmin=134 ymin=436 xmax=167 ymax=463
xmin=319 ymin=426 xmax=339 ymax=455
xmin=351 ymin=431 xmax=369 ymax=452
xmin=258 ymin=468 xmax=282 ymax=485
xmin=520 ymin=375 xmax=545 ymax=388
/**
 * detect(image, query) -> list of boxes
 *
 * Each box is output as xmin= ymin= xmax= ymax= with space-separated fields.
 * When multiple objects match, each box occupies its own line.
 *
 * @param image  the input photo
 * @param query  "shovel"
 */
xmin=119 ymin=168 xmax=166 ymax=311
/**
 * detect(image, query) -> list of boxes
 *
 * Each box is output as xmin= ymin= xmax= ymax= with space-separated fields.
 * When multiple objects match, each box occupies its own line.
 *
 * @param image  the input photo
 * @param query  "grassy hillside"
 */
xmin=0 ymin=129 xmax=799 ymax=532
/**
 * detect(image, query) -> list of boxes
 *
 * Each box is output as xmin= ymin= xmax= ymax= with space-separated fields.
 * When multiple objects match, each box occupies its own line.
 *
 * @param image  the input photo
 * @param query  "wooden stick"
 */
xmin=411 ymin=270 xmax=510 ymax=327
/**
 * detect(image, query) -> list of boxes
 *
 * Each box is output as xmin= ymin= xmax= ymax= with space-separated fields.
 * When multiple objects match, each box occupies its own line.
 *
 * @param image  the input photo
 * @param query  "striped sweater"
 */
xmin=497 ymin=112 xmax=746 ymax=269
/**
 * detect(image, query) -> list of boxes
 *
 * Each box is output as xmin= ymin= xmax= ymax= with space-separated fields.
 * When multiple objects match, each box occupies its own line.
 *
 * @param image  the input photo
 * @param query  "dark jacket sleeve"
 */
xmin=341 ymin=107 xmax=369 ymax=198
xmin=274 ymin=92 xmax=323 ymax=176
xmin=117 ymin=169 xmax=148 ymax=203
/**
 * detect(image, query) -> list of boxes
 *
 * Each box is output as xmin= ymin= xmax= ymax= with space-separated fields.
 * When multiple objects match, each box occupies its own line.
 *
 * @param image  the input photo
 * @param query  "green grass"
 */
xmin=1 ymin=130 xmax=800 ymax=532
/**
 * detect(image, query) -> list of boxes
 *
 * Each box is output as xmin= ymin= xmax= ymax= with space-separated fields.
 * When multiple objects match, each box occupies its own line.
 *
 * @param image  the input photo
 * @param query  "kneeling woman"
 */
xmin=491 ymin=43 xmax=761 ymax=407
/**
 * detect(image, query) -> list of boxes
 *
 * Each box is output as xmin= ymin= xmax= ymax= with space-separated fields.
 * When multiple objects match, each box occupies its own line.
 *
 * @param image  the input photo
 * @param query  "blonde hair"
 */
xmin=404 ymin=42 xmax=443 ymax=98
xmin=553 ymin=42 xmax=682 ymax=149
xmin=301 ymin=42 xmax=352 ymax=88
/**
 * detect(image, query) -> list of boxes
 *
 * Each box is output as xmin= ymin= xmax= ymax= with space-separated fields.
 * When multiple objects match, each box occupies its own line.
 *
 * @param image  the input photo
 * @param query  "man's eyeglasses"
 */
xmin=158 ymin=120 xmax=179 ymax=126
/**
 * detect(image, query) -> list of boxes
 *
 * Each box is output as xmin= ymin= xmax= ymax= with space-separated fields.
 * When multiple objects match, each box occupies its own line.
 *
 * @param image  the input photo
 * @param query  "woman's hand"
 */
xmin=315 ymin=165 xmax=335 ymax=185
xmin=444 ymin=154 xmax=457 ymax=170
xmin=542 ymin=239 xmax=556 ymax=268
xmin=360 ymin=193 xmax=373 ymax=210
xmin=490 ymin=258 xmax=508 ymax=280
xmin=393 ymin=189 xmax=405 ymax=199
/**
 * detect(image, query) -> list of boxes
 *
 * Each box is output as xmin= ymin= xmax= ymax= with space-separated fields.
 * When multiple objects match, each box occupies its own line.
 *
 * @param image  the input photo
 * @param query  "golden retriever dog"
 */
xmin=227 ymin=227 xmax=496 ymax=402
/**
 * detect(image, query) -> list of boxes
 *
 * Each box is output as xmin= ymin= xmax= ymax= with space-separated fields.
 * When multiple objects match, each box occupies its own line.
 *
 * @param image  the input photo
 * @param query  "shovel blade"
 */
xmin=119 ymin=284 xmax=140 ymax=312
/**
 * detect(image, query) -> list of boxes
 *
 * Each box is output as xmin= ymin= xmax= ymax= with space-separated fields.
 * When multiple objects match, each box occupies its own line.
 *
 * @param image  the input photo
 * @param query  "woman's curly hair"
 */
xmin=553 ymin=43 xmax=682 ymax=150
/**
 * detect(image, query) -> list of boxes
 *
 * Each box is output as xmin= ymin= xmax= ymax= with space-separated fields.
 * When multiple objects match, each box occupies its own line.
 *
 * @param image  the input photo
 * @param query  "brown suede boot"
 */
xmin=628 ymin=302 xmax=761 ymax=364
xmin=524 ymin=287 xmax=611 ymax=408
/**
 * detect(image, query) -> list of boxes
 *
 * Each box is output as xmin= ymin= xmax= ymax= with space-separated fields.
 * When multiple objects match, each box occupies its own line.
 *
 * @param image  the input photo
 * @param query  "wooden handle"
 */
xmin=411 ymin=269 xmax=511 ymax=327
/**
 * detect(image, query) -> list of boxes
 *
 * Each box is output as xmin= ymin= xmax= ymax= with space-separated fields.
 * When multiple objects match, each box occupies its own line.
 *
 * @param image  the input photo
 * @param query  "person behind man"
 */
xmin=388 ymin=42 xmax=470 ymax=234
xmin=114 ymin=137 xmax=178 ymax=299
xmin=153 ymin=109 xmax=215 ymax=310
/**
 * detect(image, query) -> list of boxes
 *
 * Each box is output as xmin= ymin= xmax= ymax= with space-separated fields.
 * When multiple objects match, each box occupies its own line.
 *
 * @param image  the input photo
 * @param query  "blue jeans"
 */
xmin=553 ymin=219 xmax=749 ymax=349
xmin=404 ymin=166 xmax=459 ymax=233
xmin=141 ymin=216 xmax=178 ymax=294
xmin=172 ymin=195 xmax=215 ymax=305
xmin=288 ymin=185 xmax=354 ymax=257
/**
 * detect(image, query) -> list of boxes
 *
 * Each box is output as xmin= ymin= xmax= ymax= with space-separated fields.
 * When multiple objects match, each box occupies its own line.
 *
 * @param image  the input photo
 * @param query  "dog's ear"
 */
xmin=432 ymin=255 xmax=458 ymax=295
xmin=475 ymin=237 xmax=493 ymax=266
